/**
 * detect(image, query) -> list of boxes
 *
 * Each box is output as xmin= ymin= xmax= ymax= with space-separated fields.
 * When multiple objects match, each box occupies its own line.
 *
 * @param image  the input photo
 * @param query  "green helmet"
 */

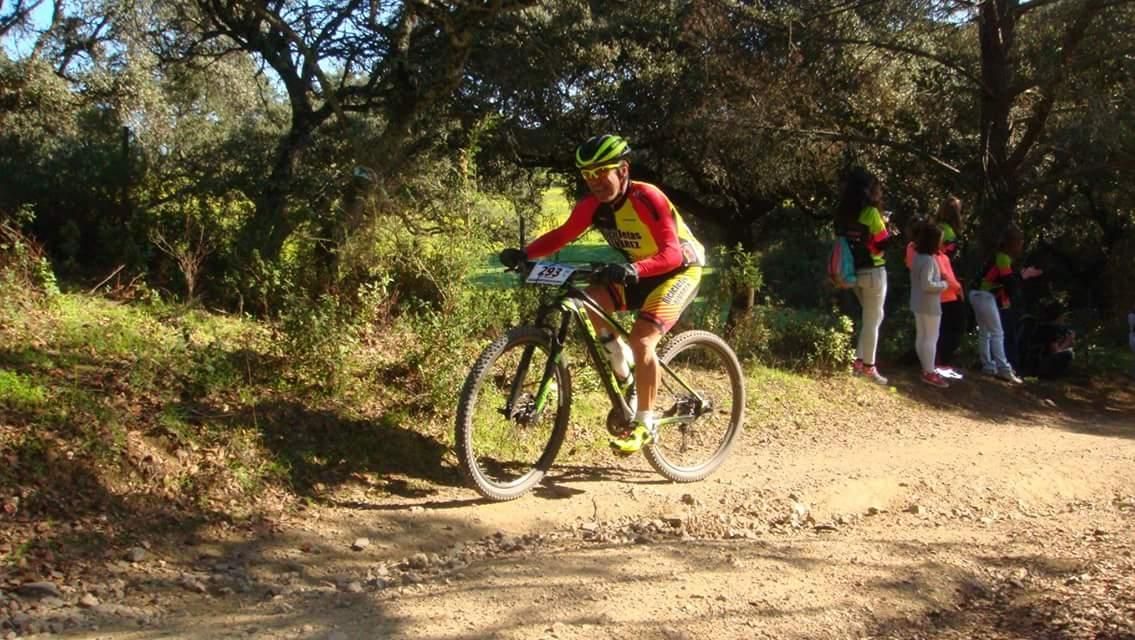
xmin=575 ymin=134 xmax=631 ymax=169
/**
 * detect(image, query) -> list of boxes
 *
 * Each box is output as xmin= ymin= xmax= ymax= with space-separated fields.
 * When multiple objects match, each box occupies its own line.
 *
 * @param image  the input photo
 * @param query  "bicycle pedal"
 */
xmin=608 ymin=442 xmax=636 ymax=457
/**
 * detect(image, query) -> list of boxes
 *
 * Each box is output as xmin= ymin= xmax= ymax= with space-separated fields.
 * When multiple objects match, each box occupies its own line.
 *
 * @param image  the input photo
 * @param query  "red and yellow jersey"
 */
xmin=524 ymin=181 xmax=705 ymax=279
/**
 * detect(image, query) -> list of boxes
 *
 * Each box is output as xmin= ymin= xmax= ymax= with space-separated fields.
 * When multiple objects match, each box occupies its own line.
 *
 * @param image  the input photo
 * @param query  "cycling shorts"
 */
xmin=608 ymin=266 xmax=702 ymax=333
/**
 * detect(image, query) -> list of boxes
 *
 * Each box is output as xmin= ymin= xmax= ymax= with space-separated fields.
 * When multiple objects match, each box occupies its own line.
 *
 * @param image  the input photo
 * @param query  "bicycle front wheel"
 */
xmin=644 ymin=330 xmax=745 ymax=482
xmin=455 ymin=326 xmax=572 ymax=501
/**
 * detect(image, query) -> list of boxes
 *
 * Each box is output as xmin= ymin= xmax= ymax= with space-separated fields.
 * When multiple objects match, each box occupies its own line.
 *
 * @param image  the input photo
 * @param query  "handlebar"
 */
xmin=507 ymin=260 xmax=610 ymax=285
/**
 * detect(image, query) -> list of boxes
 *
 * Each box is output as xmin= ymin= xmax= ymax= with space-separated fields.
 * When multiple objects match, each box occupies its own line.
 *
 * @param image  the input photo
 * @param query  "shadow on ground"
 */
xmin=217 ymin=399 xmax=464 ymax=497
xmin=878 ymin=365 xmax=1135 ymax=441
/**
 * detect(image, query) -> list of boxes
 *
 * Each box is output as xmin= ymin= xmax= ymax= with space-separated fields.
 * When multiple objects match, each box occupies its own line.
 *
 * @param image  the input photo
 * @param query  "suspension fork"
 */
xmin=504 ymin=304 xmax=572 ymax=418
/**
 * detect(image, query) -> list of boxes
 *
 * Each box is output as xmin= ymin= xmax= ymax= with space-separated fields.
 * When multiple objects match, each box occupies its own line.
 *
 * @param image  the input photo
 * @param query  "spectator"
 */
xmin=906 ymin=209 xmax=966 ymax=380
xmin=1020 ymin=303 xmax=1076 ymax=379
xmin=934 ymin=196 xmax=967 ymax=377
xmin=910 ymin=223 xmax=950 ymax=387
xmin=1128 ymin=303 xmax=1135 ymax=378
xmin=968 ymin=225 xmax=1042 ymax=383
xmin=835 ymin=168 xmax=894 ymax=385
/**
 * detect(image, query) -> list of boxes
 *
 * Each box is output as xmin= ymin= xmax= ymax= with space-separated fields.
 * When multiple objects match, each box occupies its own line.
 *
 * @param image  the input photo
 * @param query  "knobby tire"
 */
xmin=455 ymin=326 xmax=572 ymax=501
xmin=643 ymin=329 xmax=745 ymax=482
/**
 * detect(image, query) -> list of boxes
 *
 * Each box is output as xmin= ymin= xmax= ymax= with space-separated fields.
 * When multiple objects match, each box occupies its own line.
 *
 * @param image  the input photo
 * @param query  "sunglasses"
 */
xmin=579 ymin=163 xmax=622 ymax=180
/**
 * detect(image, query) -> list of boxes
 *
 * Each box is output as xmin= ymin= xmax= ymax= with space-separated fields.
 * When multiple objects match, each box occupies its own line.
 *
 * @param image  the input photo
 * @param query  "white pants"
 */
xmin=914 ymin=312 xmax=941 ymax=374
xmin=969 ymin=289 xmax=1011 ymax=373
xmin=853 ymin=267 xmax=887 ymax=365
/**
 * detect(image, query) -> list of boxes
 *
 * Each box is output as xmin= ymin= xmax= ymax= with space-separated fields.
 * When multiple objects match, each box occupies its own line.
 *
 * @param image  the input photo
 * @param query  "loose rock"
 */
xmin=17 ymin=582 xmax=61 ymax=599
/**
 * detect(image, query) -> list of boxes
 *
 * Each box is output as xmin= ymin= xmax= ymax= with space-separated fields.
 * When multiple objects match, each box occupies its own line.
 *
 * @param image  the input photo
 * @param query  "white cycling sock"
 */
xmin=633 ymin=410 xmax=654 ymax=427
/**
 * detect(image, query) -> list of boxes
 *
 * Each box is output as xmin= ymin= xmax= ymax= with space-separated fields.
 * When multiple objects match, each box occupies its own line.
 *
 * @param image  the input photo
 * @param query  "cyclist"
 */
xmin=499 ymin=134 xmax=705 ymax=455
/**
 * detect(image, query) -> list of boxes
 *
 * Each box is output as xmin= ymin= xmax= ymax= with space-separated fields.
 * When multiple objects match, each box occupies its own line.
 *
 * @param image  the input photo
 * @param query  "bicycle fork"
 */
xmin=503 ymin=305 xmax=573 ymax=421
xmin=503 ymin=297 xmax=633 ymax=422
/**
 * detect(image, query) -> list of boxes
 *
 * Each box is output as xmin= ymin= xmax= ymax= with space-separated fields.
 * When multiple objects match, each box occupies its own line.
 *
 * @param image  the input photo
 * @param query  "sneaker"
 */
xmin=609 ymin=421 xmax=654 ymax=456
xmin=921 ymin=371 xmax=950 ymax=388
xmin=862 ymin=365 xmax=888 ymax=385
xmin=981 ymin=367 xmax=997 ymax=377
xmin=936 ymin=366 xmax=964 ymax=380
xmin=997 ymin=369 xmax=1023 ymax=384
xmin=852 ymin=359 xmax=865 ymax=376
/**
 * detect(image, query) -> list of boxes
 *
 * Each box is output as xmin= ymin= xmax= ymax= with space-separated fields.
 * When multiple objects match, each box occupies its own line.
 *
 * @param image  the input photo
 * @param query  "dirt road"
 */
xmin=4 ymin=374 xmax=1134 ymax=639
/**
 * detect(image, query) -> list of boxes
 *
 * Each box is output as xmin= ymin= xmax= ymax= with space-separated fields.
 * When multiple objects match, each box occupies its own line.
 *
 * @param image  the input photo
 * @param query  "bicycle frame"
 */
xmin=505 ymin=273 xmax=707 ymax=429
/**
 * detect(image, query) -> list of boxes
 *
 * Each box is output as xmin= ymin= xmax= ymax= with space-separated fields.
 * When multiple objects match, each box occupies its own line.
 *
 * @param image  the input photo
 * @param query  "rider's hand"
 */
xmin=601 ymin=263 xmax=638 ymax=285
xmin=499 ymin=248 xmax=526 ymax=269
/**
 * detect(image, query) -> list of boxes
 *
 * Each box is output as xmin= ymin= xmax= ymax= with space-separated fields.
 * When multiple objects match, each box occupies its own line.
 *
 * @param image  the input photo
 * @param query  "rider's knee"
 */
xmin=628 ymin=325 xmax=662 ymax=360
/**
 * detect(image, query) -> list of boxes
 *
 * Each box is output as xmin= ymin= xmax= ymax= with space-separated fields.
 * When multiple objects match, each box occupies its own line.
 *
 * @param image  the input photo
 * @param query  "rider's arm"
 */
xmin=628 ymin=186 xmax=684 ymax=279
xmin=523 ymin=198 xmax=597 ymax=259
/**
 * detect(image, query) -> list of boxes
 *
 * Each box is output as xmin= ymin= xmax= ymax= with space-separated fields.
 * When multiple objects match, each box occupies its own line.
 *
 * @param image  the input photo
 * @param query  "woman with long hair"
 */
xmin=835 ymin=168 xmax=893 ymax=384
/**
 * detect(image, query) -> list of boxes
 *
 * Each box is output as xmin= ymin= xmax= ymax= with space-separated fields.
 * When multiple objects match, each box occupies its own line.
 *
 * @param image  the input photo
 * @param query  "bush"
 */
xmin=1 ymin=208 xmax=60 ymax=298
xmin=715 ymin=244 xmax=764 ymax=300
xmin=728 ymin=305 xmax=855 ymax=371
xmin=274 ymin=287 xmax=381 ymax=395
xmin=684 ymin=245 xmax=763 ymax=334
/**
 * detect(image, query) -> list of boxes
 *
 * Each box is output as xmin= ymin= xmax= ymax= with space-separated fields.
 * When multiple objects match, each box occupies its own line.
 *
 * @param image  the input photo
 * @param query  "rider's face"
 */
xmin=583 ymin=162 xmax=628 ymax=202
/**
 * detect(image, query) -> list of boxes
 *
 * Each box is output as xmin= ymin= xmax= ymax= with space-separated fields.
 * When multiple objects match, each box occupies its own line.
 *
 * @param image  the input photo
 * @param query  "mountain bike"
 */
xmin=455 ymin=260 xmax=745 ymax=501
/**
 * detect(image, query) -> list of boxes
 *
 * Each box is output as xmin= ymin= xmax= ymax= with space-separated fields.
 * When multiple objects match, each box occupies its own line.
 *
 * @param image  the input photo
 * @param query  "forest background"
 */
xmin=1 ymin=0 xmax=1134 ymax=505
xmin=4 ymin=0 xmax=1134 ymax=341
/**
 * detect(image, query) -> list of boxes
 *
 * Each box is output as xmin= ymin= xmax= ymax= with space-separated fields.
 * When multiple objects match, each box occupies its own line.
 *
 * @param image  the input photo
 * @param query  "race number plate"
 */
xmin=526 ymin=262 xmax=575 ymax=286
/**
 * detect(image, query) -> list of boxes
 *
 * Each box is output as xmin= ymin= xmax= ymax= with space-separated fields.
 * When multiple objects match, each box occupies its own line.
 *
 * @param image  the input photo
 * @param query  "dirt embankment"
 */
xmin=2 ymin=374 xmax=1134 ymax=640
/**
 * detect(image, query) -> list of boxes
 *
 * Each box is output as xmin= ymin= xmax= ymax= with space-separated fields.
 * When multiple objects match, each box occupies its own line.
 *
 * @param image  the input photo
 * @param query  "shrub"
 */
xmin=0 ymin=369 xmax=48 ymax=411
xmin=714 ymin=244 xmax=764 ymax=300
xmin=728 ymin=305 xmax=855 ymax=372
xmin=683 ymin=245 xmax=762 ymax=335
xmin=275 ymin=290 xmax=368 ymax=394
xmin=1 ymin=208 xmax=60 ymax=298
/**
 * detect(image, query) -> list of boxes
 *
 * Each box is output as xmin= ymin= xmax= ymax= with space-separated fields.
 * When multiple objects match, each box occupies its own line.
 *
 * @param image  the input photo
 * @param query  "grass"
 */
xmin=0 ymin=368 xmax=47 ymax=410
xmin=2 ymin=242 xmax=1129 ymax=565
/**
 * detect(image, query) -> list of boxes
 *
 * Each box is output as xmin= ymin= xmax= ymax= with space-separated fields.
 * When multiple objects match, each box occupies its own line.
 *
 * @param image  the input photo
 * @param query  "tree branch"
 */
xmin=749 ymin=124 xmax=963 ymax=175
xmin=809 ymin=35 xmax=987 ymax=93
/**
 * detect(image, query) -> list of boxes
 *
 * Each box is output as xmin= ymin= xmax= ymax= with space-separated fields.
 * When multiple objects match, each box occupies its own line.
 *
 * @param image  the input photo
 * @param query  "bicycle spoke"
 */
xmin=456 ymin=327 xmax=571 ymax=501
xmin=645 ymin=330 xmax=744 ymax=481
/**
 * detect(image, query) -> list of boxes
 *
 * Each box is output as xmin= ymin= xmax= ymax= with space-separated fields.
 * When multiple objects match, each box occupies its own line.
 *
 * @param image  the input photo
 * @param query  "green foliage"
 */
xmin=0 ymin=369 xmax=48 ymax=411
xmin=684 ymin=245 xmax=765 ymax=334
xmin=393 ymin=239 xmax=536 ymax=410
xmin=878 ymin=307 xmax=917 ymax=363
xmin=751 ymin=206 xmax=833 ymax=310
xmin=715 ymin=244 xmax=765 ymax=297
xmin=275 ymin=291 xmax=363 ymax=395
xmin=1 ymin=210 xmax=60 ymax=298
xmin=728 ymin=306 xmax=855 ymax=372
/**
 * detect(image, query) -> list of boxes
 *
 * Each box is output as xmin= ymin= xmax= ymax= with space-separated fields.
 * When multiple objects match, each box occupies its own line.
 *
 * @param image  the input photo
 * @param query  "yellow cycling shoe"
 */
xmin=609 ymin=423 xmax=654 ymax=456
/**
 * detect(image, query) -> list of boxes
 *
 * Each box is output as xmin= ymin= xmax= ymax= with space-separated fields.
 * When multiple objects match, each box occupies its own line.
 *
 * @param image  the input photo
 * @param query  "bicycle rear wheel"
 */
xmin=644 ymin=330 xmax=744 ymax=482
xmin=455 ymin=326 xmax=572 ymax=501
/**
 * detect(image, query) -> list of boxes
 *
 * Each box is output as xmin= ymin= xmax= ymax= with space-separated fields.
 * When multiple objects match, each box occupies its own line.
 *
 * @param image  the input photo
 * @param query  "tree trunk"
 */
xmin=238 ymin=119 xmax=316 ymax=265
xmin=725 ymin=285 xmax=755 ymax=332
xmin=975 ymin=0 xmax=1018 ymax=259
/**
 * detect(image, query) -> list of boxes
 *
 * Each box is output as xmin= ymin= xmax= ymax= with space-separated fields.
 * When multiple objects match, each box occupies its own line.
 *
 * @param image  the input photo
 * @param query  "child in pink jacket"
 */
xmin=906 ymin=220 xmax=964 ymax=379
